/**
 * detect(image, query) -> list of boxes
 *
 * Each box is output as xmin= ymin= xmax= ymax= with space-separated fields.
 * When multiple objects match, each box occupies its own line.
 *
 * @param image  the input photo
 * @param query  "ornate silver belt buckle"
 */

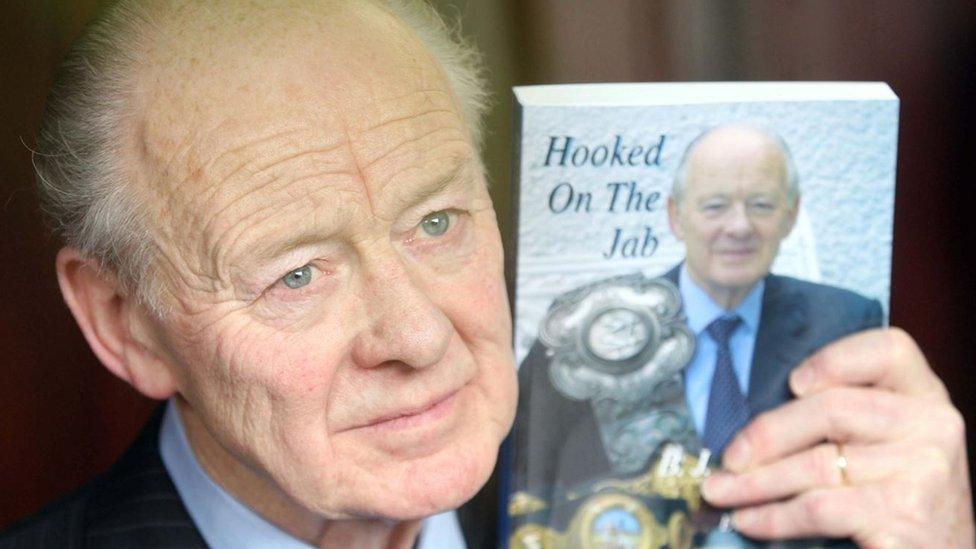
xmin=539 ymin=273 xmax=698 ymax=475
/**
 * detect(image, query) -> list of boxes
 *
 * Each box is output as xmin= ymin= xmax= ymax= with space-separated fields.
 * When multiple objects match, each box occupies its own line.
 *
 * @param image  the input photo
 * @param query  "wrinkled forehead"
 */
xmin=137 ymin=0 xmax=451 ymax=176
xmin=128 ymin=1 xmax=470 ymax=264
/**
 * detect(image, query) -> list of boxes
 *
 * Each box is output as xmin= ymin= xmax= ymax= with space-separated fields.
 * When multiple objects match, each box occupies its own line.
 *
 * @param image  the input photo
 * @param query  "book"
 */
xmin=504 ymin=82 xmax=898 ymax=548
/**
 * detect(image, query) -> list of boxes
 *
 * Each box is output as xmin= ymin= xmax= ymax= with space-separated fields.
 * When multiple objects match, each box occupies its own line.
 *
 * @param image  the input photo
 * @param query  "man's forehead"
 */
xmin=134 ymin=0 xmax=459 ymax=199
xmin=126 ymin=0 xmax=474 ymax=278
xmin=138 ymin=0 xmax=446 ymax=153
xmin=686 ymin=129 xmax=788 ymax=192
xmin=150 ymin=1 xmax=402 ymax=64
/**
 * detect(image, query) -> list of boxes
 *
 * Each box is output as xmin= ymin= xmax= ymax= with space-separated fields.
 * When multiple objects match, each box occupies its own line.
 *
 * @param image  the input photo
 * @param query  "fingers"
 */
xmin=726 ymin=453 xmax=969 ymax=546
xmin=789 ymin=327 xmax=947 ymax=401
xmin=700 ymin=327 xmax=975 ymax=545
xmin=730 ymin=486 xmax=874 ymax=541
xmin=722 ymin=387 xmax=919 ymax=472
xmin=703 ymin=442 xmax=912 ymax=508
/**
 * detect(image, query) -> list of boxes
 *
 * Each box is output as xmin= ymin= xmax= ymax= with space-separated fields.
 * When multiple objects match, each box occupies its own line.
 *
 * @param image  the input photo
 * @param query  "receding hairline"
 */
xmin=671 ymin=124 xmax=800 ymax=204
xmin=128 ymin=1 xmax=462 ymax=159
xmin=140 ymin=1 xmax=419 ymax=65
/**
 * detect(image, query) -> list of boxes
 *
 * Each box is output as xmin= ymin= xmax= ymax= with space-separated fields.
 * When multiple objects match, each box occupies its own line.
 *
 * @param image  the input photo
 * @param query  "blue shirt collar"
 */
xmin=679 ymin=264 xmax=764 ymax=335
xmin=159 ymin=400 xmax=313 ymax=548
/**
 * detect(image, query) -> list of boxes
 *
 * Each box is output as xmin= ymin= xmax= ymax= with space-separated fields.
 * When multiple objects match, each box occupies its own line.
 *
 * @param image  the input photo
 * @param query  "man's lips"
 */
xmin=715 ymin=247 xmax=757 ymax=256
xmin=349 ymin=389 xmax=461 ymax=432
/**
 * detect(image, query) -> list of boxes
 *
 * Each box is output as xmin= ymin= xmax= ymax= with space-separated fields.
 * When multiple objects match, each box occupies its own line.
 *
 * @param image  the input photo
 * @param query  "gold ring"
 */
xmin=835 ymin=442 xmax=849 ymax=485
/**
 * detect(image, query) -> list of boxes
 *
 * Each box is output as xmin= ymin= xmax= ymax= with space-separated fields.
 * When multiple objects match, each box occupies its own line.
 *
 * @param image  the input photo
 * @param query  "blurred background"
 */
xmin=2 ymin=0 xmax=974 ymax=529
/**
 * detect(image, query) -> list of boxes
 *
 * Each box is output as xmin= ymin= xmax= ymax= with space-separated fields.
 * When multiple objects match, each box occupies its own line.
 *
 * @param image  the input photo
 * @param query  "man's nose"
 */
xmin=722 ymin=202 xmax=754 ymax=237
xmin=350 ymin=253 xmax=453 ymax=370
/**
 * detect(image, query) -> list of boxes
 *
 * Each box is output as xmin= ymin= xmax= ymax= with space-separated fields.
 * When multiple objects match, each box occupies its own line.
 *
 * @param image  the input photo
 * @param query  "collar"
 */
xmin=159 ymin=399 xmax=313 ymax=548
xmin=679 ymin=264 xmax=764 ymax=334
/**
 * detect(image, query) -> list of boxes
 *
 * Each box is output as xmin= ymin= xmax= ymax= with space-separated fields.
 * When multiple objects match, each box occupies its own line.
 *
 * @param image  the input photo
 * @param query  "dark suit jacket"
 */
xmin=0 ymin=407 xmax=502 ymax=549
xmin=662 ymin=267 xmax=884 ymax=420
xmin=511 ymin=268 xmax=884 ymax=520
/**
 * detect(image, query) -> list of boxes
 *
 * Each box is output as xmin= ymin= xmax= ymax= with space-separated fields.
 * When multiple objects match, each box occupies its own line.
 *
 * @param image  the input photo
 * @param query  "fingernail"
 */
xmin=724 ymin=438 xmax=751 ymax=472
xmin=791 ymin=366 xmax=814 ymax=395
xmin=702 ymin=474 xmax=729 ymax=501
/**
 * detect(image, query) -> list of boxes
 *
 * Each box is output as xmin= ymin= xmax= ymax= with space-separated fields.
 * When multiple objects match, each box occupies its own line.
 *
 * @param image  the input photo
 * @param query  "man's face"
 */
xmin=668 ymin=128 xmax=798 ymax=301
xmin=130 ymin=5 xmax=516 ymax=521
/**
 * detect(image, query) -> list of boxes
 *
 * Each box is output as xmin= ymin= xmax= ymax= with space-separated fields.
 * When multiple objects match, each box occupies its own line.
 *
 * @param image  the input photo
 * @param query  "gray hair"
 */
xmin=671 ymin=125 xmax=800 ymax=205
xmin=33 ymin=0 xmax=490 ymax=315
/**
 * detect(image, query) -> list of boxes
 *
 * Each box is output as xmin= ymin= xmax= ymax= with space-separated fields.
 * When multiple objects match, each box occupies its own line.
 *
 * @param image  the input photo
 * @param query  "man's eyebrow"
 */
xmin=231 ymin=228 xmax=341 ymax=282
xmin=226 ymin=202 xmax=351 ymax=280
xmin=392 ymin=158 xmax=473 ymax=208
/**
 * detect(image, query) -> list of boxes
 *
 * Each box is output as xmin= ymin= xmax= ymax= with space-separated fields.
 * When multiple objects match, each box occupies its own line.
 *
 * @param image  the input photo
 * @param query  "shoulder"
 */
xmin=0 ymin=483 xmax=93 ymax=548
xmin=767 ymin=274 xmax=878 ymax=307
xmin=0 ymin=407 xmax=204 ymax=549
xmin=766 ymin=274 xmax=883 ymax=328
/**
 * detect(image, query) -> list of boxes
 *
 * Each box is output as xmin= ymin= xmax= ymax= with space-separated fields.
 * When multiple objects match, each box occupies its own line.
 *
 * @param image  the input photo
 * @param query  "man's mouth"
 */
xmin=357 ymin=390 xmax=460 ymax=431
xmin=715 ymin=247 xmax=757 ymax=257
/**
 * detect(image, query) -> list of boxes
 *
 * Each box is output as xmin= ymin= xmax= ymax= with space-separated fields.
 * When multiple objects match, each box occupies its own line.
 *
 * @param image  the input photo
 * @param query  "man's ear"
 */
xmin=782 ymin=195 xmax=801 ymax=237
xmin=56 ymin=248 xmax=177 ymax=400
xmin=667 ymin=196 xmax=684 ymax=241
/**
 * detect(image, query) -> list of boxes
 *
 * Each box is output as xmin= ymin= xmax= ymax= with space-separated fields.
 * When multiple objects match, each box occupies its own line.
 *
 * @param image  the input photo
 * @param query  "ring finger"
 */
xmin=703 ymin=442 xmax=911 ymax=508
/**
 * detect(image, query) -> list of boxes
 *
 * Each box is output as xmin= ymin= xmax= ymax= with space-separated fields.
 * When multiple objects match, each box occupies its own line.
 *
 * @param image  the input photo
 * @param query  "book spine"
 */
xmin=496 ymin=92 xmax=524 ymax=549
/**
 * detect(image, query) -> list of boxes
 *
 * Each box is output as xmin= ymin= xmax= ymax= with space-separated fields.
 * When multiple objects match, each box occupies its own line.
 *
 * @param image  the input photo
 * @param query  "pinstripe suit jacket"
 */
xmin=0 ymin=408 xmax=501 ymax=548
xmin=0 ymin=409 xmax=206 ymax=548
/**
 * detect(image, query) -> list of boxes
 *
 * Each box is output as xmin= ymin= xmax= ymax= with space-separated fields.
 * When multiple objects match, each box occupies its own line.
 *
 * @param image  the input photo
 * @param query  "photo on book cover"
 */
xmin=505 ymin=83 xmax=898 ymax=548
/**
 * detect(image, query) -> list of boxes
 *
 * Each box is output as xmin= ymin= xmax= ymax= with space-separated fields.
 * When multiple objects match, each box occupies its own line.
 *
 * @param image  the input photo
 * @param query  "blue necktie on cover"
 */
xmin=702 ymin=315 xmax=748 ymax=458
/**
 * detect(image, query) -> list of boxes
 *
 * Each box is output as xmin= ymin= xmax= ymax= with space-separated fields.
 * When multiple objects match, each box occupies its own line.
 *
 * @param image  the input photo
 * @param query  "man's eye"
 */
xmin=420 ymin=211 xmax=452 ymax=237
xmin=281 ymin=265 xmax=313 ymax=289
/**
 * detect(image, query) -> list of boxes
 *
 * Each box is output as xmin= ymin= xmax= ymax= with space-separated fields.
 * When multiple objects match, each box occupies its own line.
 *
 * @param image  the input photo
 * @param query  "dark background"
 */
xmin=2 ymin=0 xmax=974 ymax=528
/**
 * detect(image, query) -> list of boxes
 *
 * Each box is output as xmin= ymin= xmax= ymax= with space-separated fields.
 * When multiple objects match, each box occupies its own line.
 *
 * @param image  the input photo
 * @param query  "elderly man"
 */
xmin=3 ymin=1 xmax=974 ymax=548
xmin=4 ymin=1 xmax=516 ymax=547
xmin=664 ymin=125 xmax=884 ymax=458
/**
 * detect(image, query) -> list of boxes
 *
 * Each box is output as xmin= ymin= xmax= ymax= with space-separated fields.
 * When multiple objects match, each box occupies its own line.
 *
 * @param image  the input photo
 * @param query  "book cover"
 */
xmin=505 ymin=82 xmax=898 ymax=548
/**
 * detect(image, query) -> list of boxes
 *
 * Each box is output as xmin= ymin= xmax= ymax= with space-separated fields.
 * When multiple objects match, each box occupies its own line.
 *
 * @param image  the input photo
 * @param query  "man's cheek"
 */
xmin=208 ymin=323 xmax=343 ymax=403
xmin=447 ymin=267 xmax=509 ymax=334
xmin=442 ymin=268 xmax=514 ymax=415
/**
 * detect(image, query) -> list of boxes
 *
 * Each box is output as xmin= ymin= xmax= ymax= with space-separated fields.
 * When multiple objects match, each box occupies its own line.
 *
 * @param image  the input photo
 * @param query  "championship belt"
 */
xmin=509 ymin=443 xmax=712 ymax=549
xmin=510 ymin=274 xmax=716 ymax=549
xmin=539 ymin=273 xmax=699 ymax=474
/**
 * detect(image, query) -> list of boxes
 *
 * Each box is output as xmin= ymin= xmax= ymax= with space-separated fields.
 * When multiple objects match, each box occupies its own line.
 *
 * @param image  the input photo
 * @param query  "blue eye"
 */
xmin=747 ymin=200 xmax=777 ymax=216
xmin=420 ymin=211 xmax=451 ymax=236
xmin=282 ymin=265 xmax=313 ymax=289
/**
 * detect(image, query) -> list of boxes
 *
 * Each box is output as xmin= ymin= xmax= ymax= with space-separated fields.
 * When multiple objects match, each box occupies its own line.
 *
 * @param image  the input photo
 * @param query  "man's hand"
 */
xmin=701 ymin=328 xmax=975 ymax=548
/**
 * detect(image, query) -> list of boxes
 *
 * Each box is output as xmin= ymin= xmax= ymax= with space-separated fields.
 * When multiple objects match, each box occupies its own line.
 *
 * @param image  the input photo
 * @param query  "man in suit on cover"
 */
xmin=665 ymin=124 xmax=883 ymax=456
xmin=515 ymin=125 xmax=880 ymax=488
xmin=3 ymin=1 xmax=973 ymax=547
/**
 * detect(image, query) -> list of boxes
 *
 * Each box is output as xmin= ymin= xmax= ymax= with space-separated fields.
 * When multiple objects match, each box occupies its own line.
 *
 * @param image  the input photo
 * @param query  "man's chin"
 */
xmin=300 ymin=410 xmax=502 ymax=521
xmin=711 ymin=263 xmax=766 ymax=288
xmin=342 ymin=437 xmax=498 ymax=521
xmin=283 ymin=384 xmax=513 ymax=522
